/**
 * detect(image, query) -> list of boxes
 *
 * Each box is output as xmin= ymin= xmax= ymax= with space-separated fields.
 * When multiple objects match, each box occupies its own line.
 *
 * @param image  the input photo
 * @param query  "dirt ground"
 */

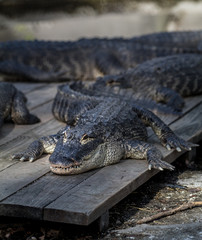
xmin=0 ymin=141 xmax=201 ymax=240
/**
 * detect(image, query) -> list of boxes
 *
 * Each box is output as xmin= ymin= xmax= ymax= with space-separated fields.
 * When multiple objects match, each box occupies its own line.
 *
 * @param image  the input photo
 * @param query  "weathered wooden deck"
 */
xmin=0 ymin=83 xmax=202 ymax=229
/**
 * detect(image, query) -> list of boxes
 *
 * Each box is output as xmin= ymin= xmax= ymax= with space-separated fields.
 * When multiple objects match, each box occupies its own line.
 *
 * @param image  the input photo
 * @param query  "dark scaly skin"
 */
xmin=52 ymin=81 xmax=179 ymax=123
xmin=12 ymin=85 xmax=197 ymax=175
xmin=51 ymin=53 xmax=202 ymax=117
xmin=0 ymin=30 xmax=202 ymax=82
xmin=0 ymin=82 xmax=40 ymax=129
xmin=91 ymin=53 xmax=202 ymax=113
xmin=131 ymin=30 xmax=202 ymax=49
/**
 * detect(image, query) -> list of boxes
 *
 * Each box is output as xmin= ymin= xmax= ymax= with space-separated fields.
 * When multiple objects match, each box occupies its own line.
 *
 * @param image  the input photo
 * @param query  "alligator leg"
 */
xmin=12 ymin=134 xmax=60 ymax=162
xmin=124 ymin=139 xmax=174 ymax=170
xmin=133 ymin=105 xmax=198 ymax=151
xmin=11 ymin=91 xmax=40 ymax=124
xmin=154 ymin=86 xmax=185 ymax=112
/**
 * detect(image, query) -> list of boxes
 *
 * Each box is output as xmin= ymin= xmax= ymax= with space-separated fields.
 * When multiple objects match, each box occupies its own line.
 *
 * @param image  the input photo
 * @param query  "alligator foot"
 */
xmin=124 ymin=140 xmax=175 ymax=171
xmin=160 ymin=133 xmax=199 ymax=152
xmin=12 ymin=135 xmax=59 ymax=162
xmin=12 ymin=140 xmax=44 ymax=162
xmin=155 ymin=86 xmax=185 ymax=112
xmin=11 ymin=90 xmax=40 ymax=124
xmin=147 ymin=148 xmax=175 ymax=171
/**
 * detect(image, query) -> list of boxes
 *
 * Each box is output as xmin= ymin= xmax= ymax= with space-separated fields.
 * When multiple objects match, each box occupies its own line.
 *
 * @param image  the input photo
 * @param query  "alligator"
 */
xmin=0 ymin=82 xmax=40 ymax=129
xmin=51 ymin=53 xmax=202 ymax=119
xmin=1 ymin=30 xmax=202 ymax=82
xmin=89 ymin=53 xmax=202 ymax=113
xmin=12 ymin=84 xmax=197 ymax=175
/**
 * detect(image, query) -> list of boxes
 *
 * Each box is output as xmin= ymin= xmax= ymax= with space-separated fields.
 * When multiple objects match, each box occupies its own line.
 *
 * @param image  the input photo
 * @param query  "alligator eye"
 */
xmin=80 ymin=134 xmax=94 ymax=144
xmin=107 ymin=79 xmax=119 ymax=85
xmin=107 ymin=79 xmax=115 ymax=84
xmin=106 ymin=77 xmax=121 ymax=86
xmin=81 ymin=134 xmax=89 ymax=141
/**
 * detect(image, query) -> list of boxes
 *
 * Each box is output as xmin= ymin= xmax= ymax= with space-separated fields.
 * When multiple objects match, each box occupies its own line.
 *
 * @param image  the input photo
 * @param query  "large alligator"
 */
xmin=0 ymin=30 xmax=202 ymax=82
xmin=12 ymin=84 xmax=197 ymax=175
xmin=0 ymin=82 xmax=40 ymax=130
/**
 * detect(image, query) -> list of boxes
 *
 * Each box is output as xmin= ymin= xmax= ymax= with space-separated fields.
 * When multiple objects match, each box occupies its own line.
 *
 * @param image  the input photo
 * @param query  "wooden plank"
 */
xmin=13 ymin=83 xmax=47 ymax=93
xmin=44 ymin=160 xmax=151 ymax=225
xmin=0 ymin=170 xmax=97 ymax=219
xmin=0 ymin=157 xmax=50 ymax=201
xmin=42 ymin=102 xmax=202 ymax=225
xmin=25 ymin=83 xmax=59 ymax=109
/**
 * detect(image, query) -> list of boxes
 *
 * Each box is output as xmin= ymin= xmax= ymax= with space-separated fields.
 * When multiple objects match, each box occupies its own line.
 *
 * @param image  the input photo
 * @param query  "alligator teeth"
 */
xmin=50 ymin=163 xmax=82 ymax=173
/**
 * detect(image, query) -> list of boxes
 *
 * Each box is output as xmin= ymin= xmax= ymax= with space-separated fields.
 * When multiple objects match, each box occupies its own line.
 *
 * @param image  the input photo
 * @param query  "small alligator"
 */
xmin=90 ymin=53 xmax=202 ymax=113
xmin=0 ymin=30 xmax=202 ymax=82
xmin=0 ymin=82 xmax=40 ymax=129
xmin=12 ymin=84 xmax=197 ymax=175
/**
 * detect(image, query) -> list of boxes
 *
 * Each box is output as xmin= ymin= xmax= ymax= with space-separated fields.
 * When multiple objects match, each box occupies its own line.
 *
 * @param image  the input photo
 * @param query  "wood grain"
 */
xmin=0 ymin=169 xmax=97 ymax=219
xmin=14 ymin=83 xmax=47 ymax=93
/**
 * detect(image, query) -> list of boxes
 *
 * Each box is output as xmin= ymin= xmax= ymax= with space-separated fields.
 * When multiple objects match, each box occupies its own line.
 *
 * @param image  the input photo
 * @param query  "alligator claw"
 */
xmin=12 ymin=152 xmax=37 ymax=162
xmin=148 ymin=159 xmax=175 ymax=171
xmin=20 ymin=156 xmax=26 ymax=161
xmin=162 ymin=134 xmax=198 ymax=152
xmin=147 ymin=154 xmax=175 ymax=171
xmin=176 ymin=147 xmax=181 ymax=152
xmin=166 ymin=144 xmax=171 ymax=151
xmin=29 ymin=157 xmax=35 ymax=162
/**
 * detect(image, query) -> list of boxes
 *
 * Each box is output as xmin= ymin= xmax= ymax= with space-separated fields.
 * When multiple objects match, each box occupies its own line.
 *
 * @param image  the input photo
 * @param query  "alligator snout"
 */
xmin=49 ymin=152 xmax=82 ymax=175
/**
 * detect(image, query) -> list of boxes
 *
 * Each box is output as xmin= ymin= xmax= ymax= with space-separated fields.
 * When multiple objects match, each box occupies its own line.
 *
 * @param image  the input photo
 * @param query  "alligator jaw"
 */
xmin=50 ymin=163 xmax=83 ymax=175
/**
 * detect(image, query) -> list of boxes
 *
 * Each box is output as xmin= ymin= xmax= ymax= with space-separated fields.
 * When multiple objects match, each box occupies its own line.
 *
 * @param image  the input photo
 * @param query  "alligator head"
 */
xmin=49 ymin=127 xmax=109 ymax=175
